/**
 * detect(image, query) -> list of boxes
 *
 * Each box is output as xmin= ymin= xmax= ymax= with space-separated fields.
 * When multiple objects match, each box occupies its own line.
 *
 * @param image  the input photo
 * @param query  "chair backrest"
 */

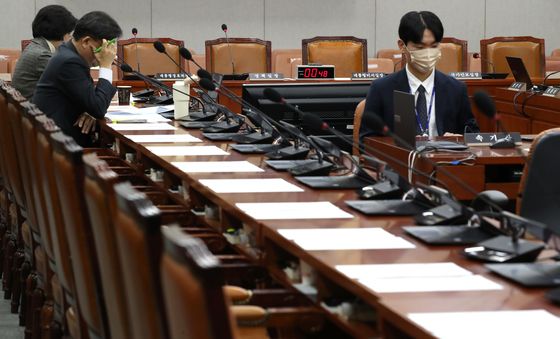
xmin=113 ymin=181 xmax=168 ymax=339
xmin=33 ymin=116 xmax=75 ymax=296
xmin=83 ymin=153 xmax=133 ymax=339
xmin=21 ymin=40 xmax=32 ymax=51
xmin=546 ymin=59 xmax=560 ymax=72
xmin=161 ymin=225 xmax=236 ymax=339
xmin=50 ymin=132 xmax=106 ymax=338
xmin=189 ymin=53 xmax=206 ymax=72
xmin=376 ymin=49 xmax=402 ymax=70
xmin=551 ymin=49 xmax=560 ymax=58
xmin=437 ymin=37 xmax=468 ymax=73
xmin=353 ymin=99 xmax=366 ymax=156
xmin=20 ymin=105 xmax=55 ymax=260
xmin=205 ymin=38 xmax=271 ymax=74
xmin=302 ymin=36 xmax=367 ymax=77
xmin=517 ymin=129 xmax=560 ymax=232
xmin=480 ymin=36 xmax=545 ymax=78
xmin=367 ymin=58 xmax=394 ymax=73
xmin=272 ymin=48 xmax=302 ymax=76
xmin=117 ymin=38 xmax=186 ymax=78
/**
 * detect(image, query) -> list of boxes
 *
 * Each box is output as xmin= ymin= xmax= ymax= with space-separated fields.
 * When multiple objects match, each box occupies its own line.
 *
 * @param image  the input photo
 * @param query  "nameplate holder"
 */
xmin=351 ymin=72 xmax=386 ymax=80
xmin=449 ymin=72 xmax=482 ymax=80
xmin=248 ymin=72 xmax=284 ymax=80
xmin=508 ymin=82 xmax=527 ymax=91
xmin=155 ymin=73 xmax=190 ymax=80
xmin=542 ymin=86 xmax=560 ymax=98
xmin=465 ymin=132 xmax=522 ymax=146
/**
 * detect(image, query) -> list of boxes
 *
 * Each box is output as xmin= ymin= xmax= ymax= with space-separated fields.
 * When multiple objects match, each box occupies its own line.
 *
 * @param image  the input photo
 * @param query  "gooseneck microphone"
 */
xmin=473 ymin=91 xmax=515 ymax=149
xmin=179 ymin=47 xmax=204 ymax=70
xmin=132 ymin=27 xmax=140 ymax=72
xmin=221 ymin=23 xmax=236 ymax=75
xmin=473 ymin=52 xmax=496 ymax=73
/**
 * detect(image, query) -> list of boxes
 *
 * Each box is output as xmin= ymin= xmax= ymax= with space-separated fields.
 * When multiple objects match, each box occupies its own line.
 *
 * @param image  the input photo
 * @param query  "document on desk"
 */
xmin=278 ymin=228 xmax=415 ymax=250
xmin=146 ymin=146 xmax=229 ymax=156
xmin=200 ymin=178 xmax=303 ymax=193
xmin=107 ymin=104 xmax=174 ymax=114
xmin=105 ymin=113 xmax=170 ymax=123
xmin=172 ymin=161 xmax=264 ymax=173
xmin=108 ymin=123 xmax=177 ymax=131
xmin=408 ymin=310 xmax=560 ymax=339
xmin=236 ymin=201 xmax=353 ymax=220
xmin=125 ymin=134 xmax=202 ymax=143
xmin=336 ymin=262 xmax=501 ymax=293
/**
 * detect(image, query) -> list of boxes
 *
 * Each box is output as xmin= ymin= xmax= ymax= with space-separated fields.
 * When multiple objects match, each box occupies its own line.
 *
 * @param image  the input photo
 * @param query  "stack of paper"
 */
xmin=235 ymin=201 xmax=354 ymax=220
xmin=108 ymin=123 xmax=177 ymax=131
xmin=335 ymin=262 xmax=502 ymax=293
xmin=200 ymin=178 xmax=302 ymax=193
xmin=408 ymin=310 xmax=560 ymax=339
xmin=146 ymin=146 xmax=229 ymax=156
xmin=173 ymin=161 xmax=264 ymax=173
xmin=125 ymin=134 xmax=202 ymax=143
xmin=278 ymin=228 xmax=415 ymax=250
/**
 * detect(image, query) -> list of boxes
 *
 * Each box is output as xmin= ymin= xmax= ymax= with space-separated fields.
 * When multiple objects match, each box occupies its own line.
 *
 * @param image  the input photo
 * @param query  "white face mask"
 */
xmin=407 ymin=47 xmax=441 ymax=74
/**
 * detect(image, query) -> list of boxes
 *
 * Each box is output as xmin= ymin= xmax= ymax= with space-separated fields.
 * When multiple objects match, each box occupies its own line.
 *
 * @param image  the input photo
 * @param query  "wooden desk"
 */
xmin=364 ymin=136 xmax=528 ymax=200
xmin=100 ymin=120 xmax=558 ymax=338
xmin=495 ymin=87 xmax=560 ymax=134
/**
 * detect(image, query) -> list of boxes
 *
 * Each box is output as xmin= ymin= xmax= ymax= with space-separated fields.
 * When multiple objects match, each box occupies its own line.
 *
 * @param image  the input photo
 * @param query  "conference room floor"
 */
xmin=0 ymin=298 xmax=23 ymax=338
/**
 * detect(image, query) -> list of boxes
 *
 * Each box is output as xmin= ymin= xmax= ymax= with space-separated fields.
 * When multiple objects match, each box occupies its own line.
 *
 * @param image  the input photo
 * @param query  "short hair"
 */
xmin=398 ymin=11 xmax=444 ymax=45
xmin=32 ymin=5 xmax=77 ymax=40
xmin=73 ymin=11 xmax=122 ymax=41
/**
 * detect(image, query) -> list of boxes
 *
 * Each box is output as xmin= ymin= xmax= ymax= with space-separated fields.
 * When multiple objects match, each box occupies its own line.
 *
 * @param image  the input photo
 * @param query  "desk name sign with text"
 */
xmin=465 ymin=132 xmax=522 ymax=146
xmin=543 ymin=86 xmax=560 ymax=98
xmin=297 ymin=65 xmax=335 ymax=79
xmin=449 ymin=72 xmax=482 ymax=80
xmin=248 ymin=72 xmax=284 ymax=80
xmin=155 ymin=73 xmax=190 ymax=80
xmin=351 ymin=72 xmax=386 ymax=80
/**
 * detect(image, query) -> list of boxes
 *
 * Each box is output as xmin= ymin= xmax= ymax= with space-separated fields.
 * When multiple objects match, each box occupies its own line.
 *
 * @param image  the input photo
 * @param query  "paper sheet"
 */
xmin=107 ymin=104 xmax=174 ymax=115
xmin=172 ymin=161 xmax=264 ymax=173
xmin=199 ymin=178 xmax=302 ymax=193
xmin=359 ymin=274 xmax=502 ymax=293
xmin=105 ymin=113 xmax=170 ymax=123
xmin=409 ymin=310 xmax=560 ymax=339
xmin=108 ymin=123 xmax=177 ymax=131
xmin=278 ymin=228 xmax=415 ymax=250
xmin=146 ymin=146 xmax=229 ymax=156
xmin=235 ymin=201 xmax=354 ymax=220
xmin=125 ymin=134 xmax=202 ymax=143
xmin=336 ymin=263 xmax=472 ymax=280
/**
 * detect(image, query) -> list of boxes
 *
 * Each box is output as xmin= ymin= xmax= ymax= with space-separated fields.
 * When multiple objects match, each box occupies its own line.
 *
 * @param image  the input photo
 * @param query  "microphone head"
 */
xmin=473 ymin=52 xmax=480 ymax=59
xmin=263 ymin=88 xmax=284 ymax=103
xmin=221 ymin=24 xmax=228 ymax=32
xmin=132 ymin=27 xmax=138 ymax=35
xmin=179 ymin=47 xmax=193 ymax=61
xmin=197 ymin=69 xmax=212 ymax=80
xmin=120 ymin=63 xmax=134 ymax=73
xmin=153 ymin=41 xmax=166 ymax=53
xmin=473 ymin=91 xmax=496 ymax=119
xmin=302 ymin=113 xmax=327 ymax=134
xmin=363 ymin=111 xmax=389 ymax=135
xmin=199 ymin=78 xmax=216 ymax=91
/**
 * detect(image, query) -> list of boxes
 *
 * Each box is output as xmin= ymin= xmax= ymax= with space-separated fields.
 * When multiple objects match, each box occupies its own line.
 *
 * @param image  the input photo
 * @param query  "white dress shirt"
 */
xmin=405 ymin=65 xmax=437 ymax=137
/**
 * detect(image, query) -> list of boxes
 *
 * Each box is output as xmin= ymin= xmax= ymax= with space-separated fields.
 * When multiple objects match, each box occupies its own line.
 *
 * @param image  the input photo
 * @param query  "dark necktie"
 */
xmin=416 ymin=85 xmax=428 ymax=135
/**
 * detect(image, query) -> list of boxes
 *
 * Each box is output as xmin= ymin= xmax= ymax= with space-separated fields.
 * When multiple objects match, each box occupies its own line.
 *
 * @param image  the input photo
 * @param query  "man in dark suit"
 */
xmin=12 ymin=5 xmax=76 ymax=100
xmin=34 ymin=11 xmax=122 ymax=147
xmin=360 ymin=11 xmax=479 ymax=140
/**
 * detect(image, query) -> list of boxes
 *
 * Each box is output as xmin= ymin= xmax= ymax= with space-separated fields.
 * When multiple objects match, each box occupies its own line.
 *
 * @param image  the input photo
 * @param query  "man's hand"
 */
xmin=94 ymin=38 xmax=117 ymax=69
xmin=443 ymin=132 xmax=462 ymax=137
xmin=74 ymin=113 xmax=97 ymax=134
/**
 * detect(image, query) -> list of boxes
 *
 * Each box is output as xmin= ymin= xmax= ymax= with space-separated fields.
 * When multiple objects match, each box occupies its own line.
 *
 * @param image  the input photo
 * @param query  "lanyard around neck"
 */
xmin=413 ymin=87 xmax=435 ymax=136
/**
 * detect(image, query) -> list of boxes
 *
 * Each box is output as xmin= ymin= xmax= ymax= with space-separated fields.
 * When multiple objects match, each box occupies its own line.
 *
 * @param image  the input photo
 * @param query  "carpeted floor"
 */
xmin=0 ymin=296 xmax=24 ymax=338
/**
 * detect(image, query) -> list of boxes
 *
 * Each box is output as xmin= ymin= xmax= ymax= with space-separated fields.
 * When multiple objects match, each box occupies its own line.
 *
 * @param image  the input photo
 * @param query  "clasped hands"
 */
xmin=74 ymin=113 xmax=97 ymax=134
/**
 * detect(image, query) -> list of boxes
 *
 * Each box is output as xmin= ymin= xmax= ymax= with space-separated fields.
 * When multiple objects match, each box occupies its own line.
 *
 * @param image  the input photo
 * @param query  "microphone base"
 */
xmin=187 ymin=111 xmax=219 ymax=122
xmin=147 ymin=95 xmax=173 ymax=105
xmin=295 ymin=174 xmax=374 ymax=189
xmin=231 ymin=132 xmax=274 ymax=144
xmin=265 ymin=146 xmax=310 ymax=160
xmin=222 ymin=73 xmax=249 ymax=81
xmin=179 ymin=121 xmax=219 ymax=129
xmin=490 ymin=139 xmax=516 ymax=149
xmin=404 ymin=225 xmax=495 ymax=245
xmin=358 ymin=180 xmax=403 ymax=200
xmin=132 ymin=88 xmax=155 ymax=98
xmin=231 ymin=144 xmax=282 ymax=154
xmin=464 ymin=235 xmax=545 ymax=263
xmin=288 ymin=160 xmax=333 ymax=177
xmin=201 ymin=121 xmax=241 ymax=133
xmin=414 ymin=203 xmax=467 ymax=226
xmin=265 ymin=159 xmax=320 ymax=171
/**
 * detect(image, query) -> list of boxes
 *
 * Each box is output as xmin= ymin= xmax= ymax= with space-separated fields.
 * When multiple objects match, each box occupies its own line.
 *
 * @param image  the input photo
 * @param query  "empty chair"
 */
xmin=376 ymin=48 xmax=403 ymax=70
xmin=272 ymin=49 xmax=302 ymax=77
xmin=437 ymin=37 xmax=468 ymax=73
xmin=205 ymin=38 xmax=271 ymax=74
xmin=480 ymin=36 xmax=545 ymax=77
xmin=302 ymin=36 xmax=367 ymax=77
xmin=367 ymin=58 xmax=394 ymax=74
xmin=117 ymin=37 xmax=186 ymax=78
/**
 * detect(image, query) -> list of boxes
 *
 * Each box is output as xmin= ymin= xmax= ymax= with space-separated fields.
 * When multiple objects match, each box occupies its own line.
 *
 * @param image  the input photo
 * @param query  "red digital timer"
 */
xmin=297 ymin=65 xmax=335 ymax=79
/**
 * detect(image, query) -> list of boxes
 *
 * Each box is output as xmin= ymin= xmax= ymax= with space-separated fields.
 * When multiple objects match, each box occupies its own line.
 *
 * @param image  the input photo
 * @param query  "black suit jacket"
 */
xmin=359 ymin=69 xmax=479 ymax=140
xmin=33 ymin=41 xmax=116 ymax=147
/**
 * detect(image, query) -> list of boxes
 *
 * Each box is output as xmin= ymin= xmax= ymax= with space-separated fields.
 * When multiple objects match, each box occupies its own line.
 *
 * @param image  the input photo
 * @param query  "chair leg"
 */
xmin=20 ymin=262 xmax=33 ymax=326
xmin=40 ymin=299 xmax=57 ymax=339
xmin=11 ymin=248 xmax=25 ymax=313
xmin=3 ymin=231 xmax=16 ymax=299
xmin=24 ymin=271 xmax=38 ymax=339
